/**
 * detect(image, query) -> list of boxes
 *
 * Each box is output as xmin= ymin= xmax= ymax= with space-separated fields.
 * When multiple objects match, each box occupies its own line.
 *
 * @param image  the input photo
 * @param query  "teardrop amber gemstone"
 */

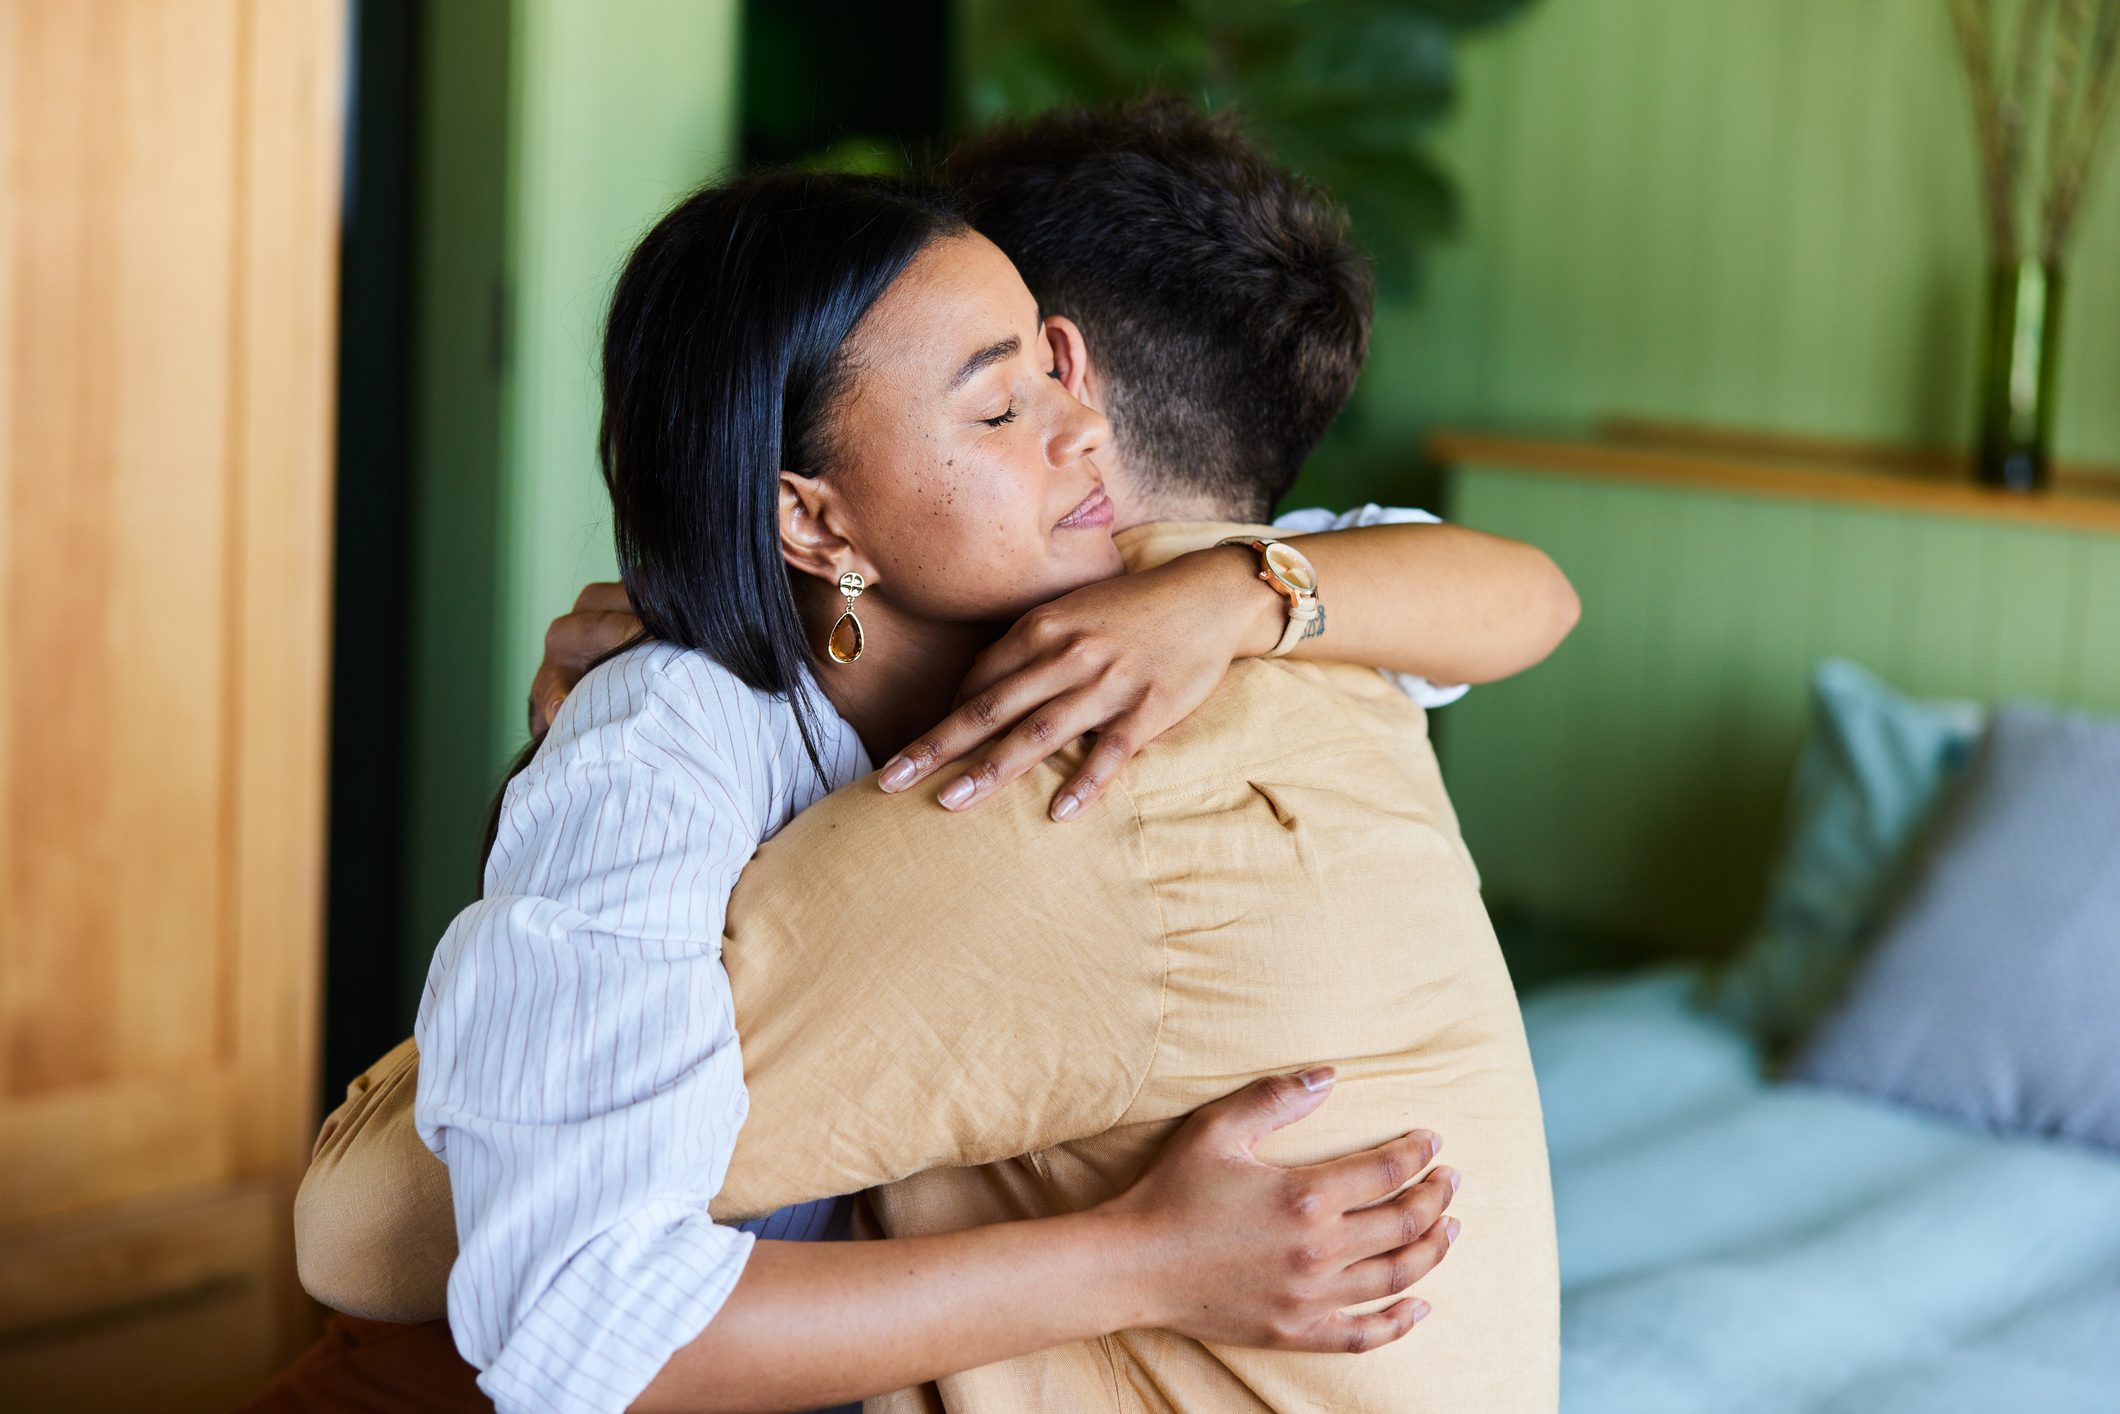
xmin=828 ymin=610 xmax=864 ymax=664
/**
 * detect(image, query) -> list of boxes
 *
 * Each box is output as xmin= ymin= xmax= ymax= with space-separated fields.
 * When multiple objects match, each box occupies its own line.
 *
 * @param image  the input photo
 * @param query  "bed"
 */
xmin=1526 ymin=966 xmax=2120 ymax=1414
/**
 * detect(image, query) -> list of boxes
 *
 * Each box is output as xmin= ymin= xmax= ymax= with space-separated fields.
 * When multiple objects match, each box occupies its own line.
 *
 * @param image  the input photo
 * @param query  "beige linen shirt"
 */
xmin=296 ymin=521 xmax=1558 ymax=1412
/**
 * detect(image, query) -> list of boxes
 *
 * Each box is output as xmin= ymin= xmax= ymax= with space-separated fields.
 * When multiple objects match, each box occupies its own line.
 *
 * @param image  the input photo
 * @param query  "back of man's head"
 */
xmin=945 ymin=97 xmax=1373 ymax=523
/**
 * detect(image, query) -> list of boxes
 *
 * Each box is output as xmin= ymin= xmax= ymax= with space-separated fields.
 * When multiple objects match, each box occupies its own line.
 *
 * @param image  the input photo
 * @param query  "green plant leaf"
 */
xmin=956 ymin=0 xmax=1538 ymax=290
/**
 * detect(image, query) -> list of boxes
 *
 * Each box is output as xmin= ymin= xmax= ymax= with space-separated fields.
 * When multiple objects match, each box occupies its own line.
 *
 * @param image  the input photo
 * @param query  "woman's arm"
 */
xmin=639 ymin=1073 xmax=1459 ymax=1414
xmin=1263 ymin=515 xmax=1581 ymax=684
xmin=422 ymin=653 xmax=823 ymax=1414
xmin=876 ymin=517 xmax=1578 ymax=818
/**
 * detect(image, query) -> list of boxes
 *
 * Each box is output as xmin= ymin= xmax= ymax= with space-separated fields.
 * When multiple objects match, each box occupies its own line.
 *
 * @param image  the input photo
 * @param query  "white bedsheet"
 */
xmin=1524 ymin=968 xmax=2120 ymax=1413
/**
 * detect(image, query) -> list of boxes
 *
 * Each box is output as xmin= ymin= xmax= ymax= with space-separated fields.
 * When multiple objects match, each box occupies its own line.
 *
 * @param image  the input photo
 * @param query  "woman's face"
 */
xmin=803 ymin=232 xmax=1124 ymax=626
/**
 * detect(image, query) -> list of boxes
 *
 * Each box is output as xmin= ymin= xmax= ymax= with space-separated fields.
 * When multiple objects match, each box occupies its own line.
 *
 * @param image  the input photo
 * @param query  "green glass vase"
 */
xmin=1975 ymin=258 xmax=2065 ymax=491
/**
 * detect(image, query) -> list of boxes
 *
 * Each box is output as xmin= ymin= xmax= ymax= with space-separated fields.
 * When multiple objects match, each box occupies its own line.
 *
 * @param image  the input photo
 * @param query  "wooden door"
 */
xmin=0 ymin=2 xmax=343 ymax=1406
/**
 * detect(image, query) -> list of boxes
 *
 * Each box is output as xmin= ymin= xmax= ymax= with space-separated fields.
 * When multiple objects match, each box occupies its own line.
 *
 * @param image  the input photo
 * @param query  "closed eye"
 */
xmin=980 ymin=404 xmax=1018 ymax=428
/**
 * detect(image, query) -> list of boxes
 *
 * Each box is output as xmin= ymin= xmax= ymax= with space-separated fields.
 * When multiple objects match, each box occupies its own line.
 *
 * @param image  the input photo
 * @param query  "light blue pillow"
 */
xmin=1793 ymin=704 xmax=2120 ymax=1150
xmin=1711 ymin=659 xmax=1984 ymax=1050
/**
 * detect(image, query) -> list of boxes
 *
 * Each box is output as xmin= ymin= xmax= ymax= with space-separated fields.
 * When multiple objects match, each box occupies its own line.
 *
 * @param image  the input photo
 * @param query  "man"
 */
xmin=298 ymin=98 xmax=1571 ymax=1410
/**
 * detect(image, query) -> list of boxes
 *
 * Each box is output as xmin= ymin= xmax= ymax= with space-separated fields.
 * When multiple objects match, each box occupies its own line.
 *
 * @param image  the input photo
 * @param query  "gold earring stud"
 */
xmin=827 ymin=570 xmax=866 ymax=664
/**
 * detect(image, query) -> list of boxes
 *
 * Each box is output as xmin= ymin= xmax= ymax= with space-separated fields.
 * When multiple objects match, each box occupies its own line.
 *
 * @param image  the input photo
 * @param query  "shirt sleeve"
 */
xmin=414 ymin=655 xmax=770 ymax=1414
xmin=1272 ymin=502 xmax=1471 ymax=708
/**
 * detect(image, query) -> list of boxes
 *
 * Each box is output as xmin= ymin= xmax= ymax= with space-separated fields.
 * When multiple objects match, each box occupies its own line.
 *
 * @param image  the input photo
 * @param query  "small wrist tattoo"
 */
xmin=1303 ymin=604 xmax=1327 ymax=640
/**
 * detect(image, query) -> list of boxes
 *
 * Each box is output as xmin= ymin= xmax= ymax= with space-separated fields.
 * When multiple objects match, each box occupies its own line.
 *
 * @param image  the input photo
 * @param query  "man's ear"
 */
xmin=1043 ymin=314 xmax=1099 ymax=408
xmin=779 ymin=471 xmax=868 ymax=587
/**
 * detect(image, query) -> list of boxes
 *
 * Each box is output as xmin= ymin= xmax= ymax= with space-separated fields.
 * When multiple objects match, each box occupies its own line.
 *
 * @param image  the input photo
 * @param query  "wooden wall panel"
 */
xmin=0 ymin=1 xmax=343 ymax=1402
xmin=3 ymin=0 xmax=240 ymax=1100
xmin=1447 ymin=461 xmax=2120 ymax=959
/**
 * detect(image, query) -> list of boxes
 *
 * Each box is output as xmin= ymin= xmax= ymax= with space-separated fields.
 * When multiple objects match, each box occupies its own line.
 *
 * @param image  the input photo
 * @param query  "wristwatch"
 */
xmin=1217 ymin=536 xmax=1321 ymax=658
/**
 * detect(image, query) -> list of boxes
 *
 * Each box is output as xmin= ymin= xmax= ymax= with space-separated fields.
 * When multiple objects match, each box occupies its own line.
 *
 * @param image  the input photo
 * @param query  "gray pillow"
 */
xmin=1712 ymin=659 xmax=1984 ymax=1050
xmin=1791 ymin=703 xmax=2120 ymax=1152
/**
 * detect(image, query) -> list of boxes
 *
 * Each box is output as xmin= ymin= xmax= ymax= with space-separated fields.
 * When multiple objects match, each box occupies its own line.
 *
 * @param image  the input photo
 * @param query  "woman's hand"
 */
xmin=1098 ymin=1069 xmax=1460 ymax=1353
xmin=877 ymin=545 xmax=1283 ymax=820
xmin=638 ymin=1069 xmax=1454 ymax=1412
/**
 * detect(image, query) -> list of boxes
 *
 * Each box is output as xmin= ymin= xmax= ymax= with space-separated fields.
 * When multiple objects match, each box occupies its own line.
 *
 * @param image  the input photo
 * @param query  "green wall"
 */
xmin=1441 ymin=461 xmax=2120 ymax=975
xmin=405 ymin=0 xmax=512 ymax=1008
xmin=404 ymin=0 xmax=742 ymax=1006
xmin=1298 ymin=0 xmax=2119 ymax=510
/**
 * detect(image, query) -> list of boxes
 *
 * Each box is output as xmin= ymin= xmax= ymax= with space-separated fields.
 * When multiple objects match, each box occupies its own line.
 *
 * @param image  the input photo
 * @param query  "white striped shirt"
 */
xmin=412 ymin=504 xmax=1457 ymax=1414
xmin=416 ymin=643 xmax=867 ymax=1414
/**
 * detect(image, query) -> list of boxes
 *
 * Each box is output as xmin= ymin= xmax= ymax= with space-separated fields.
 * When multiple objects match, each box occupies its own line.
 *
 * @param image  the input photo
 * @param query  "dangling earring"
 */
xmin=827 ymin=570 xmax=866 ymax=664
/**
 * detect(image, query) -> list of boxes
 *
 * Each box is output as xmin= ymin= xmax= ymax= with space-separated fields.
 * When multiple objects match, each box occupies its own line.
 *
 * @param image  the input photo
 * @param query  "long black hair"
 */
xmin=600 ymin=169 xmax=965 ymax=779
xmin=481 ymin=172 xmax=964 ymax=882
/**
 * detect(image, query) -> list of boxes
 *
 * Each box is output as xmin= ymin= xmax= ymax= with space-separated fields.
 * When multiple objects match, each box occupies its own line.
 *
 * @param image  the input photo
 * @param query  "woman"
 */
xmin=419 ymin=171 xmax=1517 ymax=1414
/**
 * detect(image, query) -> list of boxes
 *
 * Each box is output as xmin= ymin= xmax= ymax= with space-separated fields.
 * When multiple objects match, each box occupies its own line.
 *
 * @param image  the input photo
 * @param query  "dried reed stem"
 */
xmin=2049 ymin=0 xmax=2120 ymax=256
xmin=2002 ymin=0 xmax=2053 ymax=195
xmin=2038 ymin=0 xmax=2089 ymax=260
xmin=1952 ymin=0 xmax=2020 ymax=258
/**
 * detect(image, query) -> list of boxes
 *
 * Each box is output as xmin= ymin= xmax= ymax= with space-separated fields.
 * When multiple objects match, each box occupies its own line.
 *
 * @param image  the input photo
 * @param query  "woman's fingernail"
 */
xmin=1051 ymin=792 xmax=1081 ymax=822
xmin=1409 ymin=1299 xmax=1431 ymax=1324
xmin=1298 ymin=1066 xmax=1335 ymax=1092
xmin=1444 ymin=1217 xmax=1461 ymax=1246
xmin=1442 ymin=1167 xmax=1461 ymax=1194
xmin=879 ymin=757 xmax=916 ymax=792
xmin=1416 ymin=1129 xmax=1441 ymax=1158
xmin=938 ymin=776 xmax=975 ymax=809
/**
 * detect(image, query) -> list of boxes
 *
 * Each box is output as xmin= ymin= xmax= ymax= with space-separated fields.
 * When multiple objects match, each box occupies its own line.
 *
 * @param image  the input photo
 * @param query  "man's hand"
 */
xmin=529 ymin=582 xmax=643 ymax=736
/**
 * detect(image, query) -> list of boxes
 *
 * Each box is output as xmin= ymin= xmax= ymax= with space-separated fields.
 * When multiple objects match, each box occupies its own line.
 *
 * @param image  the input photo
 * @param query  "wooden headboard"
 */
xmin=1431 ymin=427 xmax=2120 ymax=966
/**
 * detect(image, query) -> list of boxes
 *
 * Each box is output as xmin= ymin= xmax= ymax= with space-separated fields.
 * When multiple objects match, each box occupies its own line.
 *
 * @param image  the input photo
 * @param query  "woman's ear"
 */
xmin=779 ymin=471 xmax=868 ymax=586
xmin=1043 ymin=314 xmax=1098 ymax=407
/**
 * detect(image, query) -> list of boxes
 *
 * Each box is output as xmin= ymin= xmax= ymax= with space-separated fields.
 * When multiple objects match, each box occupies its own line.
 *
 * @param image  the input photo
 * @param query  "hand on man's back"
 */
xmin=530 ymin=581 xmax=642 ymax=736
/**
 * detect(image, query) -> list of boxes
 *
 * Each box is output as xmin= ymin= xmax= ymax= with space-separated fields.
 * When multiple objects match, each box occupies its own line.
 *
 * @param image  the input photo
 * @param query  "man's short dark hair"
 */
xmin=945 ymin=96 xmax=1373 ymax=521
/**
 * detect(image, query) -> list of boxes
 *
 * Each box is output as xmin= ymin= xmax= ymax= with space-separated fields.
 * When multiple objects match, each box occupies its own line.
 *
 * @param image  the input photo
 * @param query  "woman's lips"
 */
xmin=1056 ymin=488 xmax=1114 ymax=530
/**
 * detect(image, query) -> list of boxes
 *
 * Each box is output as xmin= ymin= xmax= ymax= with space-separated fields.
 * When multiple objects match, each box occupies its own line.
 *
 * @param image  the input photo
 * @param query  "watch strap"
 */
xmin=1219 ymin=536 xmax=1320 ymax=659
xmin=1268 ymin=599 xmax=1320 ymax=658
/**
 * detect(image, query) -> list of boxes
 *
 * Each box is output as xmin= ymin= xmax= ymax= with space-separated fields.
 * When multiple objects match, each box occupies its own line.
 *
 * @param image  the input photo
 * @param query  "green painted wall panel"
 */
xmin=2075 ymin=547 xmax=2120 ymax=711
xmin=1973 ymin=526 xmax=2083 ymax=703
xmin=1892 ymin=517 xmax=1992 ymax=697
xmin=402 ymin=0 xmax=742 ymax=1002
xmin=494 ymin=0 xmax=743 ymax=771
xmin=1444 ymin=463 xmax=2120 ymax=963
xmin=404 ymin=0 xmax=516 ymax=1005
xmin=1806 ymin=509 xmax=1908 ymax=680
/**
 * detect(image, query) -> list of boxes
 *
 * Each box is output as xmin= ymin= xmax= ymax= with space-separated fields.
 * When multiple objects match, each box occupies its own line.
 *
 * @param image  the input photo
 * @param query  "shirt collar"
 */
xmin=1112 ymin=519 xmax=1286 ymax=575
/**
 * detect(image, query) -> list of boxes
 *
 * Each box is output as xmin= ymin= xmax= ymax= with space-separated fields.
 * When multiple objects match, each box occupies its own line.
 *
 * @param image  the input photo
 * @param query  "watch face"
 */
xmin=1263 ymin=541 xmax=1318 ymax=595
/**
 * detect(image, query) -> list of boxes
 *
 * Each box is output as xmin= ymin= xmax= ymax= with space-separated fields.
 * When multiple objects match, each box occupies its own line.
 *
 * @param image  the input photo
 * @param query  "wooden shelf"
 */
xmin=1426 ymin=423 xmax=2120 ymax=536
